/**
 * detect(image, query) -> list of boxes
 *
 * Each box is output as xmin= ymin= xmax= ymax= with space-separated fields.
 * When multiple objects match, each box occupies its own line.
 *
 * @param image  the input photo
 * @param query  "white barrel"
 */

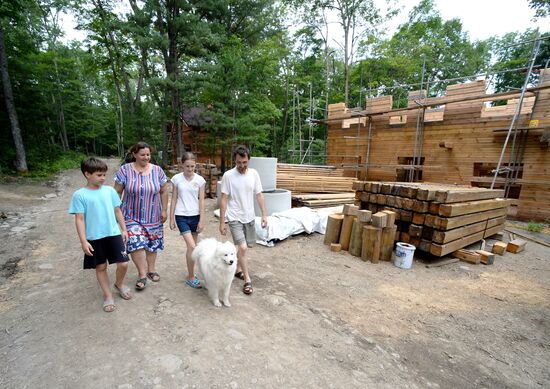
xmin=249 ymin=157 xmax=277 ymax=191
xmin=394 ymin=242 xmax=415 ymax=269
xmin=254 ymin=189 xmax=291 ymax=216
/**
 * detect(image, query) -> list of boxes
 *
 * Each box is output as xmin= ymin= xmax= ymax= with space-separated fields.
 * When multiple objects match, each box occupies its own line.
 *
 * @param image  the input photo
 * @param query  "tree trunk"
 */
xmin=0 ymin=26 xmax=27 ymax=172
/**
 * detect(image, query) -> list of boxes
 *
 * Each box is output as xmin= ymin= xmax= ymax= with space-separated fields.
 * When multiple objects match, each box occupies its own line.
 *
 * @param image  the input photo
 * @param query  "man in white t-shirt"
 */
xmin=219 ymin=145 xmax=267 ymax=295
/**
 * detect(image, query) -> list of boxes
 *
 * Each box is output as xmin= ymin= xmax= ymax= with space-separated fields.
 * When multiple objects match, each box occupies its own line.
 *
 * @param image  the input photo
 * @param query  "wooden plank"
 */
xmin=349 ymin=220 xmax=365 ymax=257
xmin=372 ymin=212 xmax=388 ymax=228
xmin=492 ymin=241 xmax=507 ymax=255
xmin=475 ymin=249 xmax=495 ymax=265
xmin=452 ymin=249 xmax=481 ymax=264
xmin=438 ymin=198 xmax=511 ymax=217
xmin=412 ymin=213 xmax=426 ymax=225
xmin=357 ymin=210 xmax=372 ymax=223
xmin=431 ymin=207 xmax=507 ymax=230
xmin=324 ymin=214 xmax=344 ymax=245
xmin=435 ymin=188 xmax=505 ymax=203
xmin=507 ymin=239 xmax=527 ymax=253
xmin=382 ymin=210 xmax=397 ymax=226
xmin=339 ymin=215 xmax=356 ymax=251
xmin=430 ymin=224 xmax=504 ymax=256
xmin=362 ymin=225 xmax=382 ymax=263
xmin=330 ymin=243 xmax=342 ymax=252
xmin=342 ymin=204 xmax=359 ymax=216
xmin=380 ymin=225 xmax=397 ymax=261
xmin=431 ymin=216 xmax=506 ymax=244
xmin=409 ymin=224 xmax=423 ymax=237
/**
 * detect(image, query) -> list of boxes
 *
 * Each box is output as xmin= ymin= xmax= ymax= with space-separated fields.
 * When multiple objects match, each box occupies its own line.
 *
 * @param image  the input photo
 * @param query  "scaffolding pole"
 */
xmin=491 ymin=36 xmax=541 ymax=190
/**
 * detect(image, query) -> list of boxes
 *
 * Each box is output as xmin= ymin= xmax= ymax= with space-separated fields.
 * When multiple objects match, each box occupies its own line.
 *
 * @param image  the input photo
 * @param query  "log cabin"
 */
xmin=325 ymin=69 xmax=550 ymax=222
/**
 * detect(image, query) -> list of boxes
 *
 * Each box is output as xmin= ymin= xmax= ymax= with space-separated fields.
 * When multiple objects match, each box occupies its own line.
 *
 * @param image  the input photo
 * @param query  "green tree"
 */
xmin=489 ymin=30 xmax=550 ymax=93
xmin=365 ymin=0 xmax=489 ymax=103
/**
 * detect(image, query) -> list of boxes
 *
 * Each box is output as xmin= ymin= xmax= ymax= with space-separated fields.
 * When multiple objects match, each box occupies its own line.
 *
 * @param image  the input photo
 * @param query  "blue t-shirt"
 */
xmin=68 ymin=186 xmax=122 ymax=240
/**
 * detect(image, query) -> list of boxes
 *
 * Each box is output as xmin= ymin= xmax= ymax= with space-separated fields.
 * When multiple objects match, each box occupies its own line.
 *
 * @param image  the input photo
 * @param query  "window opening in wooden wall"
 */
xmin=396 ymin=157 xmax=424 ymax=181
xmin=471 ymin=162 xmax=523 ymax=199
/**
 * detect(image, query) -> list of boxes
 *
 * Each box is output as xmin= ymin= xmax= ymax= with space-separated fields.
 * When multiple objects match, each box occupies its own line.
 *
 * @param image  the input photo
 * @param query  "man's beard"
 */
xmin=237 ymin=166 xmax=247 ymax=174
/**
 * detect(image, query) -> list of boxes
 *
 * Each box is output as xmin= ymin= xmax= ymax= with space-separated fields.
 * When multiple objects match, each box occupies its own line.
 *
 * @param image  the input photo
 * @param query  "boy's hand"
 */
xmin=170 ymin=219 xmax=176 ymax=230
xmin=81 ymin=241 xmax=94 ymax=256
xmin=219 ymin=221 xmax=226 ymax=236
xmin=122 ymin=230 xmax=128 ymax=244
xmin=197 ymin=220 xmax=204 ymax=233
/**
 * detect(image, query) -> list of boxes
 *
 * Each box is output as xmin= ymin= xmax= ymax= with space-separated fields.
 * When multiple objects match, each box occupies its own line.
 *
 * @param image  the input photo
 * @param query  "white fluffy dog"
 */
xmin=192 ymin=238 xmax=237 ymax=307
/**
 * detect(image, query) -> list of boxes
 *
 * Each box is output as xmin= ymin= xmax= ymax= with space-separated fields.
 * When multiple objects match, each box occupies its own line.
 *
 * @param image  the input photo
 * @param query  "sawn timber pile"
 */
xmin=277 ymin=163 xmax=355 ymax=200
xmin=353 ymin=181 xmax=511 ymax=257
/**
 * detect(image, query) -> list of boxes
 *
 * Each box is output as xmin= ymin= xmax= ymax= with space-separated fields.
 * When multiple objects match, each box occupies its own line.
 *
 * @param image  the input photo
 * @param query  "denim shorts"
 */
xmin=175 ymin=215 xmax=200 ymax=234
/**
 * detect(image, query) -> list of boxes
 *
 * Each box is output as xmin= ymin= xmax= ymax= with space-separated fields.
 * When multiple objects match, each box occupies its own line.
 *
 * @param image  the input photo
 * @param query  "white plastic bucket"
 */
xmin=394 ymin=242 xmax=415 ymax=269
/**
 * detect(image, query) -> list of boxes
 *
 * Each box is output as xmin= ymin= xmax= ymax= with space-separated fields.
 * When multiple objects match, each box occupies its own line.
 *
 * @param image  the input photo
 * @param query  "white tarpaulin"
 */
xmin=215 ymin=206 xmax=343 ymax=247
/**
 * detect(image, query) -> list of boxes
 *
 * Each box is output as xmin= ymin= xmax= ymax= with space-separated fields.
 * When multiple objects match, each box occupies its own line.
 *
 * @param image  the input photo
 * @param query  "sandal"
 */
xmin=185 ymin=277 xmax=202 ymax=289
xmin=234 ymin=271 xmax=245 ymax=280
xmin=243 ymin=282 xmax=253 ymax=295
xmin=114 ymin=284 xmax=132 ymax=300
xmin=147 ymin=272 xmax=160 ymax=282
xmin=103 ymin=299 xmax=115 ymax=312
xmin=135 ymin=277 xmax=147 ymax=290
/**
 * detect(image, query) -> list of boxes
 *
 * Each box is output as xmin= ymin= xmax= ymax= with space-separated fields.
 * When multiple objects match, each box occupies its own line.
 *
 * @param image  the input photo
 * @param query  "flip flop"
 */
xmin=103 ymin=299 xmax=115 ymax=312
xmin=147 ymin=272 xmax=161 ymax=282
xmin=114 ymin=284 xmax=132 ymax=300
xmin=234 ymin=271 xmax=245 ymax=280
xmin=185 ymin=277 xmax=202 ymax=289
xmin=135 ymin=277 xmax=147 ymax=290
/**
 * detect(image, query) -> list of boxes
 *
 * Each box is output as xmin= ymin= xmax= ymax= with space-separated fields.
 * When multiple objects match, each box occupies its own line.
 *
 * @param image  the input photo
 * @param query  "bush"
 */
xmin=527 ymin=222 xmax=545 ymax=233
xmin=23 ymin=149 xmax=86 ymax=178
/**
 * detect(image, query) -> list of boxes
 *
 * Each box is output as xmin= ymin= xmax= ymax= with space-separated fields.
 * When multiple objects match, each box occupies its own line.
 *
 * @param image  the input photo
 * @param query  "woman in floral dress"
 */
xmin=114 ymin=142 xmax=169 ymax=290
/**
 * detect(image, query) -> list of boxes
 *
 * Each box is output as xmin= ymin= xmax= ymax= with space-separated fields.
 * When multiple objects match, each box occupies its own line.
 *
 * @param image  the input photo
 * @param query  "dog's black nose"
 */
xmin=229 ymin=260 xmax=234 ymax=265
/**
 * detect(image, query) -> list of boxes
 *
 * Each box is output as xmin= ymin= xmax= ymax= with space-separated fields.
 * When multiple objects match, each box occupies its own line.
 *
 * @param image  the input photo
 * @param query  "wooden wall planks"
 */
xmin=327 ymin=76 xmax=550 ymax=221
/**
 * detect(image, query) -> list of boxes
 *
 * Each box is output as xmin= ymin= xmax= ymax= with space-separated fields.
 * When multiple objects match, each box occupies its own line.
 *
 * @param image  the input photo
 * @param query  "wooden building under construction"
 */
xmin=325 ymin=69 xmax=550 ymax=222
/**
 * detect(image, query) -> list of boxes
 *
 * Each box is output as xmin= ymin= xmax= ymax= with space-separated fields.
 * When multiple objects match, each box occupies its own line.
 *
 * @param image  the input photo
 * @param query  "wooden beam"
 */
xmin=438 ymin=198 xmax=511 ymax=217
xmin=430 ymin=224 xmax=504 ymax=256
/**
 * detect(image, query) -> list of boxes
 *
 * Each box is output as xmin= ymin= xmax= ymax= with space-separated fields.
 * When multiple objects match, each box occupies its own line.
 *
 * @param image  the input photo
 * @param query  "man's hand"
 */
xmin=170 ymin=218 xmax=176 ymax=230
xmin=219 ymin=221 xmax=227 ymax=235
xmin=261 ymin=216 xmax=267 ymax=229
xmin=121 ymin=231 xmax=128 ymax=244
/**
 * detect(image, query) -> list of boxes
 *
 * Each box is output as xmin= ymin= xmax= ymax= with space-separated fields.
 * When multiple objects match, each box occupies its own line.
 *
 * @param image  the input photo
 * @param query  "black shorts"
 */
xmin=83 ymin=235 xmax=129 ymax=269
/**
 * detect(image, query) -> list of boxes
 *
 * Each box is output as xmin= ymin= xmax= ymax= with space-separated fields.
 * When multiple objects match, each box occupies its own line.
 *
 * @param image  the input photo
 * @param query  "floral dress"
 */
xmin=115 ymin=163 xmax=168 ymax=252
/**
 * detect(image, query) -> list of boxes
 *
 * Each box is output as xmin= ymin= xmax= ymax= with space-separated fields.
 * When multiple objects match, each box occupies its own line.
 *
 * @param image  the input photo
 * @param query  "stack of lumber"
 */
xmin=328 ymin=103 xmax=350 ymax=120
xmin=353 ymin=181 xmax=510 ymax=257
xmin=196 ymin=163 xmax=220 ymax=198
xmin=292 ymin=193 xmax=355 ymax=208
xmin=324 ymin=205 xmax=398 ymax=263
xmin=277 ymin=163 xmax=345 ymax=176
xmin=277 ymin=163 xmax=354 ymax=195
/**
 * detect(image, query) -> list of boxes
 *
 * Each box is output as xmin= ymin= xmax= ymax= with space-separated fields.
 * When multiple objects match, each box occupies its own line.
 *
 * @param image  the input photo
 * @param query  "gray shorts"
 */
xmin=228 ymin=220 xmax=256 ymax=247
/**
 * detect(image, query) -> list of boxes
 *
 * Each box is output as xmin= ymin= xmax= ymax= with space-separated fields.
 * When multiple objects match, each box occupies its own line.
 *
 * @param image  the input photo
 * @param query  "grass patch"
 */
xmin=527 ymin=222 xmax=545 ymax=233
xmin=0 ymin=150 xmax=87 ymax=182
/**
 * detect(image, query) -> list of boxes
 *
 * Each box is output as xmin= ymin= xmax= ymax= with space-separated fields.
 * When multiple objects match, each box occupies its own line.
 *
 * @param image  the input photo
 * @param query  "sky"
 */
xmin=61 ymin=0 xmax=548 ymax=44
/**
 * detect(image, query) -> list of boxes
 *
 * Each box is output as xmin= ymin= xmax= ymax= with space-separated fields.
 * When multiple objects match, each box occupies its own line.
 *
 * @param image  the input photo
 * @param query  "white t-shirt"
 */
xmin=171 ymin=172 xmax=206 ymax=216
xmin=221 ymin=167 xmax=263 ymax=223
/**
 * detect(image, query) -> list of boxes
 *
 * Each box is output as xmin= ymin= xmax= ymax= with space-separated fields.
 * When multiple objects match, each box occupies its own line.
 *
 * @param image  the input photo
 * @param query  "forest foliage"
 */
xmin=0 ymin=0 xmax=548 ymax=174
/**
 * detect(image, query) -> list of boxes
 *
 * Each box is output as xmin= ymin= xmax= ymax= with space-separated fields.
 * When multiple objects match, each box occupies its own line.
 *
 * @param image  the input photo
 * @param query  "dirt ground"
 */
xmin=0 ymin=160 xmax=549 ymax=388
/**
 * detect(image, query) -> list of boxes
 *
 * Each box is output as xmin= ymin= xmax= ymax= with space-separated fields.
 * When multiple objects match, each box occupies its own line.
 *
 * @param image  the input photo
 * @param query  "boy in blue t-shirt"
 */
xmin=69 ymin=158 xmax=131 ymax=312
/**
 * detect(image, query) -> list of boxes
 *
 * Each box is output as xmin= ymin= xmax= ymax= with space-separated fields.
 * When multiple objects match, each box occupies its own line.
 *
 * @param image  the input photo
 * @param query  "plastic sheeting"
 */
xmin=214 ymin=206 xmax=343 ymax=247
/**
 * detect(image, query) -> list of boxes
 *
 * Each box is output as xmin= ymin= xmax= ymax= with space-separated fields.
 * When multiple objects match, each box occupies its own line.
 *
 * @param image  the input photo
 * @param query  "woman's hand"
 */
xmin=161 ymin=210 xmax=167 ymax=224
